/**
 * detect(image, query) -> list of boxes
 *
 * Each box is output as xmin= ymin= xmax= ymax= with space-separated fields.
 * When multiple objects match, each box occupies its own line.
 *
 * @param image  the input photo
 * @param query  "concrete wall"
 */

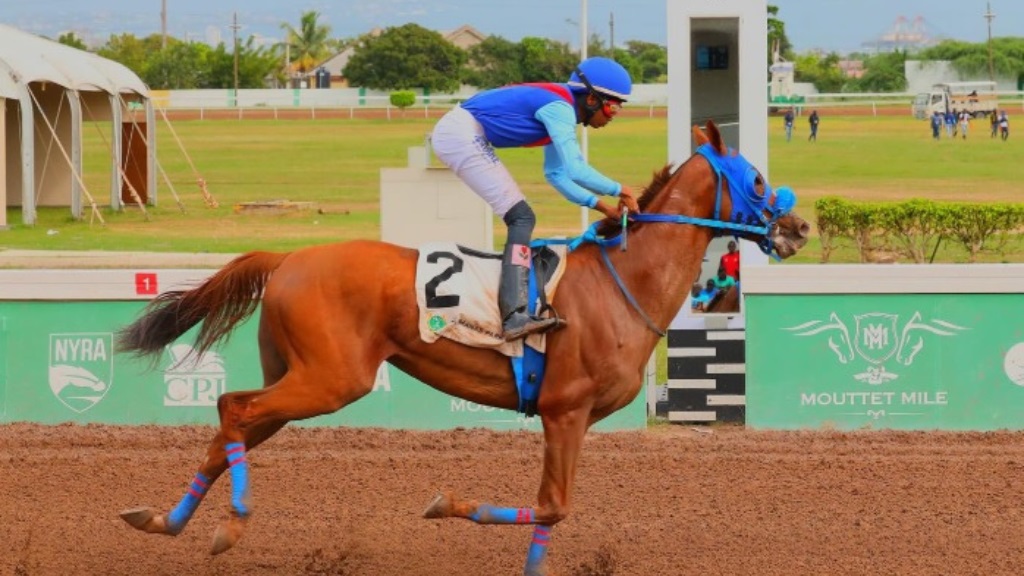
xmin=380 ymin=146 xmax=493 ymax=252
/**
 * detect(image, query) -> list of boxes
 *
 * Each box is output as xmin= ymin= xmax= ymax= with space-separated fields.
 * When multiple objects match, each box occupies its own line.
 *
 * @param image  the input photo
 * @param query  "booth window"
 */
xmin=696 ymin=45 xmax=729 ymax=70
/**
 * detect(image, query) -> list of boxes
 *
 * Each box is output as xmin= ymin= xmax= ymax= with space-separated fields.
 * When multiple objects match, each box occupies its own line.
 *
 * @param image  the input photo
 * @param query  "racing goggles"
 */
xmin=601 ymin=98 xmax=623 ymax=117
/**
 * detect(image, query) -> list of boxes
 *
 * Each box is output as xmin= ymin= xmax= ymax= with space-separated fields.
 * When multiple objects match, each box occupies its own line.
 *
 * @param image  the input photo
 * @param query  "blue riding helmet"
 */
xmin=568 ymin=57 xmax=632 ymax=102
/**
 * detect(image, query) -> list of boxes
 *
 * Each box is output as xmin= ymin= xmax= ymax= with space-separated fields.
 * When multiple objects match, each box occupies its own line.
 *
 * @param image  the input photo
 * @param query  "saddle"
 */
xmin=414 ymin=242 xmax=568 ymax=417
xmin=414 ymin=242 xmax=568 ymax=357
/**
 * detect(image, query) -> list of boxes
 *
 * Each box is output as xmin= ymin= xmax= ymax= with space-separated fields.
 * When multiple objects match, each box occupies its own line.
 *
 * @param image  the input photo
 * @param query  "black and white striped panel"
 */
xmin=666 ymin=329 xmax=746 ymax=423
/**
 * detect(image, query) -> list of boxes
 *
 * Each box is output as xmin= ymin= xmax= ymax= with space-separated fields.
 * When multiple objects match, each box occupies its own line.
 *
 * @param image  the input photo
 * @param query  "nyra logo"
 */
xmin=48 ymin=333 xmax=114 ymax=413
xmin=163 ymin=344 xmax=226 ymax=407
xmin=784 ymin=312 xmax=968 ymax=385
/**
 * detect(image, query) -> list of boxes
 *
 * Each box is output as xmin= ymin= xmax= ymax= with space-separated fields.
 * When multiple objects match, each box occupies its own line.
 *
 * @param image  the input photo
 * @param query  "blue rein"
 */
xmin=533 ymin=144 xmax=797 ymax=337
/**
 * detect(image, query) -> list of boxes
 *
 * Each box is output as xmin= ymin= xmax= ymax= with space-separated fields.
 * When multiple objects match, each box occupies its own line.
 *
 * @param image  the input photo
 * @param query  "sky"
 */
xmin=1 ymin=0 xmax=1021 ymax=54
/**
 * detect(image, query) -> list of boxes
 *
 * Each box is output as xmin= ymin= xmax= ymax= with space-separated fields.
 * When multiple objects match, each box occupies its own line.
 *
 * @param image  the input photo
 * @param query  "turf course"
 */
xmin=2 ymin=113 xmax=1021 ymax=262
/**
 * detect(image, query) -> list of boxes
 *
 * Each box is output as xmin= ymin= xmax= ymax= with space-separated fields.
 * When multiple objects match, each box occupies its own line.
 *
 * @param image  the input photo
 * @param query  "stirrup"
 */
xmin=502 ymin=314 xmax=562 ymax=342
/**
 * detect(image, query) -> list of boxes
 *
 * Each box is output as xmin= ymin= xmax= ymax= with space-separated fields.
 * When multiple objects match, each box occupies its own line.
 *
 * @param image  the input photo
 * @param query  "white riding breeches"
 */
xmin=430 ymin=106 xmax=523 ymax=217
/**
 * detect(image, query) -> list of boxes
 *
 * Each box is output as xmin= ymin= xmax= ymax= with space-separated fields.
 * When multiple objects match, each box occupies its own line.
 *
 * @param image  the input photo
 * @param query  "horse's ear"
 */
xmin=691 ymin=124 xmax=709 ymax=146
xmin=704 ymin=121 xmax=728 ymax=155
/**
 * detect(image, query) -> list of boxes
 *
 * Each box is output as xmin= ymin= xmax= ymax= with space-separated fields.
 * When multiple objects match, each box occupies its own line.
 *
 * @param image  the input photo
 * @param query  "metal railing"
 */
xmin=149 ymin=87 xmax=1024 ymax=120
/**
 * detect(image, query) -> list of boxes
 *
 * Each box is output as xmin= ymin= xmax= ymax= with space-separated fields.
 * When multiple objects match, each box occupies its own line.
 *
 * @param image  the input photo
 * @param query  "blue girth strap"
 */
xmin=509 ymin=259 xmax=547 ymax=416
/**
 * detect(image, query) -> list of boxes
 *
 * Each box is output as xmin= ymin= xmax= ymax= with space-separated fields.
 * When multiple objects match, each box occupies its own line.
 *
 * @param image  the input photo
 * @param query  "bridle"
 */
xmin=633 ymin=144 xmax=796 ymax=258
xmin=534 ymin=145 xmax=797 ymax=337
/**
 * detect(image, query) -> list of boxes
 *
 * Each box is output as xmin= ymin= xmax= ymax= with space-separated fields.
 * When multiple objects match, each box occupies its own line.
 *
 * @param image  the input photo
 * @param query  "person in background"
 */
xmin=945 ymin=109 xmax=957 ymax=138
xmin=700 ymin=278 xmax=721 ymax=309
xmin=719 ymin=240 xmax=740 ymax=282
xmin=808 ymin=109 xmax=820 ymax=142
xmin=711 ymin=267 xmax=737 ymax=291
xmin=689 ymin=282 xmax=708 ymax=313
xmin=991 ymin=110 xmax=1000 ymax=138
xmin=999 ymin=110 xmax=1009 ymax=141
xmin=930 ymin=111 xmax=942 ymax=140
xmin=784 ymin=108 xmax=794 ymax=142
xmin=959 ymin=110 xmax=971 ymax=140
xmin=431 ymin=56 xmax=639 ymax=341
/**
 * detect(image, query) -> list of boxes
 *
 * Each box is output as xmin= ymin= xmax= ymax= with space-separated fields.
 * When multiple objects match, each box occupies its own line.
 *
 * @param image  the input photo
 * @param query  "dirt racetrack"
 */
xmin=3 ymin=423 xmax=1024 ymax=576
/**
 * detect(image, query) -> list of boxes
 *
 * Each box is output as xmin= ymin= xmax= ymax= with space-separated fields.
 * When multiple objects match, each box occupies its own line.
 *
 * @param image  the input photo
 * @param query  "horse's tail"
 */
xmin=116 ymin=251 xmax=289 ymax=363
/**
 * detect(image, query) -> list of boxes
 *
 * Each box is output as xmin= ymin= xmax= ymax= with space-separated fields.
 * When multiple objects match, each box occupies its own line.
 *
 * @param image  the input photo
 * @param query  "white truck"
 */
xmin=912 ymin=81 xmax=998 ymax=119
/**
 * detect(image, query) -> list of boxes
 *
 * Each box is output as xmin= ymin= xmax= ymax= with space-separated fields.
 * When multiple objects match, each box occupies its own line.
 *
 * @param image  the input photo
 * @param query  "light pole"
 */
xmin=230 ymin=12 xmax=241 ymax=103
xmin=984 ymin=2 xmax=996 ymax=82
xmin=161 ymin=0 xmax=167 ymax=49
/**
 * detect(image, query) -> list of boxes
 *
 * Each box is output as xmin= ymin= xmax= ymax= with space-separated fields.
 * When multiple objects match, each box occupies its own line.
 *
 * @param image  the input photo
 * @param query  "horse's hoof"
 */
xmin=210 ymin=515 xmax=247 ymax=555
xmin=423 ymin=492 xmax=453 ymax=519
xmin=120 ymin=507 xmax=169 ymax=534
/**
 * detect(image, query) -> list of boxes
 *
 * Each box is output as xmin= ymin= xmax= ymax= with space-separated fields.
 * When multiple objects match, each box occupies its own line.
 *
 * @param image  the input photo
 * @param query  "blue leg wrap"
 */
xmin=225 ymin=442 xmax=249 ymax=517
xmin=468 ymin=504 xmax=535 ymax=524
xmin=165 ymin=471 xmax=210 ymax=534
xmin=524 ymin=525 xmax=552 ymax=576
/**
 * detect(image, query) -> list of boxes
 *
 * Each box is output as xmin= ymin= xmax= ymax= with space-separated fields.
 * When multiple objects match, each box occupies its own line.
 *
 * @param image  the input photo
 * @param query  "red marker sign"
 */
xmin=135 ymin=272 xmax=158 ymax=295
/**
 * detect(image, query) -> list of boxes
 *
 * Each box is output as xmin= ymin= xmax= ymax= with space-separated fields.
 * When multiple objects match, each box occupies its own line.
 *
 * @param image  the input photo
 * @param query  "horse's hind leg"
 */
xmin=424 ymin=405 xmax=590 ymax=576
xmin=208 ymin=362 xmax=376 ymax=554
xmin=122 ymin=332 xmax=290 ymax=538
xmin=120 ymin=419 xmax=287 ymax=537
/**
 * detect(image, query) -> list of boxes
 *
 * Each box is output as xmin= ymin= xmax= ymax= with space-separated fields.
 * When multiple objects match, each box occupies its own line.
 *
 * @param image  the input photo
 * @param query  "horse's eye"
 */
xmin=745 ymin=168 xmax=766 ymax=197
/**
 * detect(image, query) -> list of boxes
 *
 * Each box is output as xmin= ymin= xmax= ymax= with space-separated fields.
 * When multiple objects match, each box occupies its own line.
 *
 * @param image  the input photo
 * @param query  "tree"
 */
xmin=144 ymin=40 xmax=208 ymax=89
xmin=846 ymin=50 xmax=908 ymax=92
xmin=56 ymin=32 xmax=87 ymax=51
xmin=280 ymin=10 xmax=332 ymax=74
xmin=586 ymin=33 xmax=611 ymax=58
xmin=517 ymin=37 xmax=577 ymax=83
xmin=793 ymin=51 xmax=846 ymax=93
xmin=204 ymin=38 xmax=282 ymax=89
xmin=768 ymin=4 xmax=794 ymax=65
xmin=97 ymin=33 xmax=164 ymax=78
xmin=462 ymin=36 xmax=525 ymax=88
xmin=622 ymin=40 xmax=667 ymax=83
xmin=343 ymin=24 xmax=465 ymax=92
xmin=919 ymin=38 xmax=1024 ymax=82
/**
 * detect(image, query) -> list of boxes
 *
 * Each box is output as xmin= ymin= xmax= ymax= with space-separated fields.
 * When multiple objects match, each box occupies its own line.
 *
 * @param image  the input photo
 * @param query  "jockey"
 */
xmin=431 ymin=56 xmax=640 ymax=341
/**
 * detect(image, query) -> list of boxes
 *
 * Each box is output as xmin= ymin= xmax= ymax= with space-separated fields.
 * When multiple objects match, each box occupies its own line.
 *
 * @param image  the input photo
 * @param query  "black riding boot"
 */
xmin=498 ymin=244 xmax=559 ymax=341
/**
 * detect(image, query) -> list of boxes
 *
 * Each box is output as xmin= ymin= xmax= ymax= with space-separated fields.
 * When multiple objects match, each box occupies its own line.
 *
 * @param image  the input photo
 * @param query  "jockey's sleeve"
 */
xmin=535 ymin=101 xmax=621 ymax=208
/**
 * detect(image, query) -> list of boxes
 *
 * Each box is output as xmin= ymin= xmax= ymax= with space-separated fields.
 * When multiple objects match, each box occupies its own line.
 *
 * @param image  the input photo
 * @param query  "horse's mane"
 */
xmin=595 ymin=163 xmax=677 ymax=237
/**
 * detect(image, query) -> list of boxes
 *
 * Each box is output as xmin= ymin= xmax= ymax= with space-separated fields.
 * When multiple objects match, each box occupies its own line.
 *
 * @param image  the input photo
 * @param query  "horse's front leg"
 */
xmin=424 ymin=405 xmax=589 ymax=576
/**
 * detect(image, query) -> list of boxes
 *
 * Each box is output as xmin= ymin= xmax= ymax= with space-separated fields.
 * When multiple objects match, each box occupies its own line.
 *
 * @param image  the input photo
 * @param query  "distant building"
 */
xmin=862 ymin=15 xmax=938 ymax=53
xmin=838 ymin=60 xmax=864 ymax=79
xmin=444 ymin=24 xmax=488 ymax=50
xmin=317 ymin=24 xmax=487 ymax=89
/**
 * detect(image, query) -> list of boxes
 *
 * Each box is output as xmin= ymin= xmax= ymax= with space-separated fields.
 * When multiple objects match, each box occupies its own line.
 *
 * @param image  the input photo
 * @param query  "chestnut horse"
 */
xmin=117 ymin=121 xmax=809 ymax=575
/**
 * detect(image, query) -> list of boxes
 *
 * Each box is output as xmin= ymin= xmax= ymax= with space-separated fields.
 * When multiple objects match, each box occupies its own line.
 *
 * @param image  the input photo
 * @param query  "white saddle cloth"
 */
xmin=414 ymin=242 xmax=568 ymax=357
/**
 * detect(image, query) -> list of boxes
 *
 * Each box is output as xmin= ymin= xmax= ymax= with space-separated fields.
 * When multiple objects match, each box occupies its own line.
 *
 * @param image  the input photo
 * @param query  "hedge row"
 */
xmin=814 ymin=197 xmax=1024 ymax=263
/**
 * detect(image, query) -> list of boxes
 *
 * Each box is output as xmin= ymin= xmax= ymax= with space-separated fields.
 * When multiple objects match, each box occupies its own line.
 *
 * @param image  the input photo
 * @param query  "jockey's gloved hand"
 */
xmin=618 ymin=185 xmax=640 ymax=215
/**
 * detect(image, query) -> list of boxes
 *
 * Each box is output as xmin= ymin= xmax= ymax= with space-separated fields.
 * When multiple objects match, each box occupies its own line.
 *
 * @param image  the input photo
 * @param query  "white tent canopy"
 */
xmin=0 ymin=22 xmax=155 ymax=226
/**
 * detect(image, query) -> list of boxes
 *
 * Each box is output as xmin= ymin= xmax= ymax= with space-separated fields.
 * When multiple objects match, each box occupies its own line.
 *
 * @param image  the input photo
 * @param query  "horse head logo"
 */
xmin=894 ymin=312 xmax=968 ymax=366
xmin=785 ymin=311 xmax=969 ymax=376
xmin=784 ymin=312 xmax=855 ymax=364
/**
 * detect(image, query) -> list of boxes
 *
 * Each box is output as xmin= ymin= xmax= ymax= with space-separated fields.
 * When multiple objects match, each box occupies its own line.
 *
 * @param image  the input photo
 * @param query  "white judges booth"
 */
xmin=664 ymin=0 xmax=770 ymax=423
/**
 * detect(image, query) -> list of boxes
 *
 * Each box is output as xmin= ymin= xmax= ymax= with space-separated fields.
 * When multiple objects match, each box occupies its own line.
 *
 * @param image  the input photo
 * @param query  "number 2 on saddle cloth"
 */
xmin=414 ymin=242 xmax=567 ymax=417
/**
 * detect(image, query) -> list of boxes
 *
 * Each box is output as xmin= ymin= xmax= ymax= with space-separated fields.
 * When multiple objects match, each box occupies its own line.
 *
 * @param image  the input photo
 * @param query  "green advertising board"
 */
xmin=0 ymin=300 xmax=645 ymax=431
xmin=746 ymin=293 xmax=1024 ymax=430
